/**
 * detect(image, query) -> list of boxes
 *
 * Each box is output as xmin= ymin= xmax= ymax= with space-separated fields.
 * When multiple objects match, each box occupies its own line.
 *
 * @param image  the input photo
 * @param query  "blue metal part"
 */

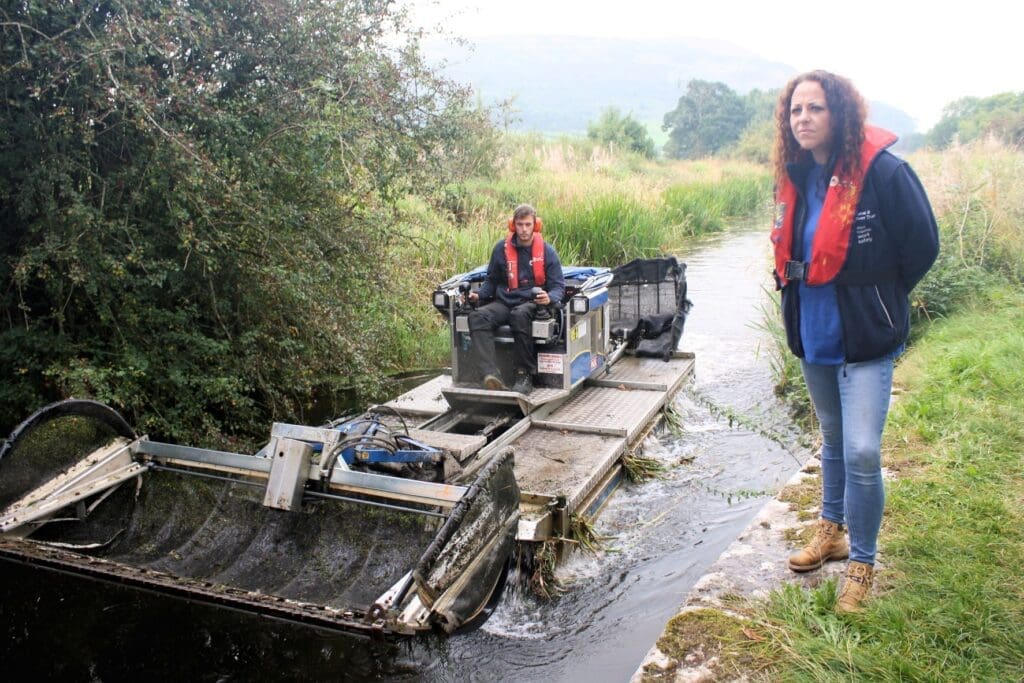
xmin=308 ymin=417 xmax=443 ymax=466
xmin=583 ymin=288 xmax=609 ymax=309
xmin=570 ymin=350 xmax=606 ymax=385
xmin=437 ymin=265 xmax=611 ymax=292
xmin=583 ymin=466 xmax=625 ymax=519
xmin=348 ymin=448 xmax=442 ymax=464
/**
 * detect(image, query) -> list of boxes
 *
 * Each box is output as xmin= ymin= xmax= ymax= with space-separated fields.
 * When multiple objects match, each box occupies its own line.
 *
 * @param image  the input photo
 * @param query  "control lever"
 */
xmin=532 ymin=287 xmax=551 ymax=319
xmin=458 ymin=282 xmax=473 ymax=310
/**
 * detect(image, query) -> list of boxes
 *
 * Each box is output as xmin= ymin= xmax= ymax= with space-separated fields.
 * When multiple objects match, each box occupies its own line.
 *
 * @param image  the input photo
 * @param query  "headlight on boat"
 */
xmin=571 ymin=296 xmax=589 ymax=314
xmin=433 ymin=291 xmax=450 ymax=308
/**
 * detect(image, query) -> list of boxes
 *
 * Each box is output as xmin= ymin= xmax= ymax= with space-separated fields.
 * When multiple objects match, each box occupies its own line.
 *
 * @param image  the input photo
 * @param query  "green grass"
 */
xmin=754 ymin=287 xmax=1024 ymax=680
xmin=644 ymin=608 xmax=768 ymax=680
xmin=662 ymin=173 xmax=772 ymax=235
xmin=543 ymin=194 xmax=671 ymax=264
xmin=408 ymin=135 xmax=772 ymax=270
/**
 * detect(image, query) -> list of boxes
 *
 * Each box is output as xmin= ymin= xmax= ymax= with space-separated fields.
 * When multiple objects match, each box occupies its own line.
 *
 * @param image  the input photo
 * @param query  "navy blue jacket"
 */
xmin=781 ymin=150 xmax=939 ymax=363
xmin=477 ymin=236 xmax=566 ymax=307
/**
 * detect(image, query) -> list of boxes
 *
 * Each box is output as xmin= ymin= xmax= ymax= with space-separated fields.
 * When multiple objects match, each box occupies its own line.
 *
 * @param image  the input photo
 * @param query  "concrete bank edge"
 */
xmin=630 ymin=456 xmax=847 ymax=681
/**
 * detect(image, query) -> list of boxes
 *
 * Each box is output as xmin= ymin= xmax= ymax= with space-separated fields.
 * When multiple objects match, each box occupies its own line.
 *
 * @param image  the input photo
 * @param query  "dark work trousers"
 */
xmin=468 ymin=301 xmax=540 ymax=379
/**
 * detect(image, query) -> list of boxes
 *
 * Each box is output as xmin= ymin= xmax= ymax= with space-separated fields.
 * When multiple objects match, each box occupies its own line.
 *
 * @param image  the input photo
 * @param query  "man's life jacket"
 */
xmin=505 ymin=217 xmax=546 ymax=290
xmin=772 ymin=125 xmax=898 ymax=286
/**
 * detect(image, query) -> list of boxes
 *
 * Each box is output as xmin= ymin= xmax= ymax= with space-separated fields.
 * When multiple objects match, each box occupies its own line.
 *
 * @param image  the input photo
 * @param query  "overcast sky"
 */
xmin=407 ymin=0 xmax=1022 ymax=130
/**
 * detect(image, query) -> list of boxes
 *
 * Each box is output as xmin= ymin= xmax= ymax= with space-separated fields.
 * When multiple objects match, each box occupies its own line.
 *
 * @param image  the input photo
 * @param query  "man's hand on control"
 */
xmin=534 ymin=290 xmax=550 ymax=305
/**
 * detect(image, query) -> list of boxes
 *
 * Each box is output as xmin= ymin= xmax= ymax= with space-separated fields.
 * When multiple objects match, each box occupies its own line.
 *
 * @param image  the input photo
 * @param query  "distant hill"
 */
xmin=424 ymin=35 xmax=918 ymax=140
xmin=865 ymin=102 xmax=917 ymax=143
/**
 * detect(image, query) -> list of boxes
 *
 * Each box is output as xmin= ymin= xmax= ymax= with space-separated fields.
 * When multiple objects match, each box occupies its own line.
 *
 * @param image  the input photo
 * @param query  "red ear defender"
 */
xmin=508 ymin=216 xmax=543 ymax=233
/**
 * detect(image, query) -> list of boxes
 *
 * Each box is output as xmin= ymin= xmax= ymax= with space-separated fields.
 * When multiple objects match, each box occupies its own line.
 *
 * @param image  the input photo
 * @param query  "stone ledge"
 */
xmin=631 ymin=456 xmax=857 ymax=682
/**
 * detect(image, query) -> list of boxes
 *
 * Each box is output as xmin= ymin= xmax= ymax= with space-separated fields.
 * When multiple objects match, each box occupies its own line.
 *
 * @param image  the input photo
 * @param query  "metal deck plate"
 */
xmin=532 ymin=386 xmax=667 ymax=441
xmin=589 ymin=353 xmax=695 ymax=392
xmin=441 ymin=385 xmax=569 ymax=416
xmin=511 ymin=428 xmax=625 ymax=511
xmin=380 ymin=374 xmax=451 ymax=418
xmin=405 ymin=429 xmax=486 ymax=462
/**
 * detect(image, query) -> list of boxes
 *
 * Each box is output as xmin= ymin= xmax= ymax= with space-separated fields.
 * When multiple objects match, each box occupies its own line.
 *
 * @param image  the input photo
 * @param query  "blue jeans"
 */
xmin=801 ymin=354 xmax=895 ymax=565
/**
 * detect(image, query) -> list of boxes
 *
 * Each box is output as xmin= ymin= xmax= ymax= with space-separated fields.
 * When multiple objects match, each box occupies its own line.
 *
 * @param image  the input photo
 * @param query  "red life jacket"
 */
xmin=772 ymin=125 xmax=897 ymax=286
xmin=505 ymin=217 xmax=546 ymax=290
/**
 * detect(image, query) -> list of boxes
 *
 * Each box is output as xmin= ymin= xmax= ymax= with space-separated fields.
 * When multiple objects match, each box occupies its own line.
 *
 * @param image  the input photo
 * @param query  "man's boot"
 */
xmin=836 ymin=561 xmax=874 ymax=613
xmin=482 ymin=374 xmax=507 ymax=391
xmin=788 ymin=518 xmax=849 ymax=572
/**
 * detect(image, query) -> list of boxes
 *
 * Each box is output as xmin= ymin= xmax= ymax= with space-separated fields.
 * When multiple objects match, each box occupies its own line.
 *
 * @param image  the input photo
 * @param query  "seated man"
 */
xmin=467 ymin=204 xmax=565 ymax=394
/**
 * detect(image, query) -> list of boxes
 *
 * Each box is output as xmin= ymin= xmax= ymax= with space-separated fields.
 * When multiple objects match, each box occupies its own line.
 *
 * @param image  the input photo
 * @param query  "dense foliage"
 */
xmin=926 ymin=91 xmax=1024 ymax=149
xmin=910 ymin=141 xmax=1024 ymax=316
xmin=585 ymin=107 xmax=656 ymax=158
xmin=663 ymin=80 xmax=747 ymax=158
xmin=0 ymin=0 xmax=494 ymax=442
xmin=662 ymin=80 xmax=777 ymax=160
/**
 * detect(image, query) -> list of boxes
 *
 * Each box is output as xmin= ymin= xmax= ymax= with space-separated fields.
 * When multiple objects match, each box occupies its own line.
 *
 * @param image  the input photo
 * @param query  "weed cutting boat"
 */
xmin=0 ymin=257 xmax=693 ymax=635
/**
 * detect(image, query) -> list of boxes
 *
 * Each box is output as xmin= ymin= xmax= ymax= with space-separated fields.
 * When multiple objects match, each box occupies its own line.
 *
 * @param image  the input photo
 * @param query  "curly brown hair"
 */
xmin=772 ymin=70 xmax=867 ymax=186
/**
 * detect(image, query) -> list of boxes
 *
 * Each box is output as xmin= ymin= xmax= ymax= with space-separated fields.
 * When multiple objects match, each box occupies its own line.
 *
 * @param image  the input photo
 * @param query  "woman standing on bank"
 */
xmin=770 ymin=71 xmax=939 ymax=613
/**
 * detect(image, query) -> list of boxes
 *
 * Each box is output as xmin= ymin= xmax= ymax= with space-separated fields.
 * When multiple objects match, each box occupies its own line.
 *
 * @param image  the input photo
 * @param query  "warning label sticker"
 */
xmin=537 ymin=353 xmax=563 ymax=374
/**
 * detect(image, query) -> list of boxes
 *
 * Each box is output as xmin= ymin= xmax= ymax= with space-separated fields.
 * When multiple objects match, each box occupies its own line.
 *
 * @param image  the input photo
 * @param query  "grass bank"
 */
xmin=754 ymin=287 xmax=1024 ymax=680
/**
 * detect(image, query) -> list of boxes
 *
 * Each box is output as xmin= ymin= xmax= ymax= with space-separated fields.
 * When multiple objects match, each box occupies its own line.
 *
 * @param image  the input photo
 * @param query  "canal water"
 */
xmin=0 ymin=223 xmax=809 ymax=681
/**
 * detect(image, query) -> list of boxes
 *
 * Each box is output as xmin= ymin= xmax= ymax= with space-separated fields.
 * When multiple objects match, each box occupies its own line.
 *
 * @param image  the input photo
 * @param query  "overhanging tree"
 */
xmin=0 ymin=0 xmax=493 ymax=442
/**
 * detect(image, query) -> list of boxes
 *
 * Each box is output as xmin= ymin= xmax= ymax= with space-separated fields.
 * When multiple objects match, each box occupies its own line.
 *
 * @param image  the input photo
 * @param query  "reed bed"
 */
xmin=909 ymin=140 xmax=1024 ymax=318
xmin=414 ymin=136 xmax=772 ymax=269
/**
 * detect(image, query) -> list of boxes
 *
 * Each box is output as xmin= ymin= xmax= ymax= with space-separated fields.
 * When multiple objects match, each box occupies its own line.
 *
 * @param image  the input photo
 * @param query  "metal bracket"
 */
xmin=269 ymin=422 xmax=350 ymax=478
xmin=262 ymin=438 xmax=313 ymax=511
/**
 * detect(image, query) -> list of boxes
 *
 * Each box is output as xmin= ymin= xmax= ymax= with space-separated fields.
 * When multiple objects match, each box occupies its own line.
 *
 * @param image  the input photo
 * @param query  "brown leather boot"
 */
xmin=788 ymin=519 xmax=849 ymax=572
xmin=836 ymin=561 xmax=874 ymax=613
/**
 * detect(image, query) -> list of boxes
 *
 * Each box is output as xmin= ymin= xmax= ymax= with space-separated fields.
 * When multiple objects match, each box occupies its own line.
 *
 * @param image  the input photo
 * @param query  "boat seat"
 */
xmin=493 ymin=306 xmax=563 ymax=346
xmin=494 ymin=325 xmax=556 ymax=345
xmin=494 ymin=324 xmax=515 ymax=343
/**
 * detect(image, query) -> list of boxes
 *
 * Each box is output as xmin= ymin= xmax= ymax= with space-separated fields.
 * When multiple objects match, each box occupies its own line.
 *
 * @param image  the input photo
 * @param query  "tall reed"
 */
xmin=543 ymin=195 xmax=670 ymax=264
xmin=440 ymin=136 xmax=773 ymax=267
xmin=662 ymin=173 xmax=771 ymax=235
xmin=909 ymin=139 xmax=1024 ymax=318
